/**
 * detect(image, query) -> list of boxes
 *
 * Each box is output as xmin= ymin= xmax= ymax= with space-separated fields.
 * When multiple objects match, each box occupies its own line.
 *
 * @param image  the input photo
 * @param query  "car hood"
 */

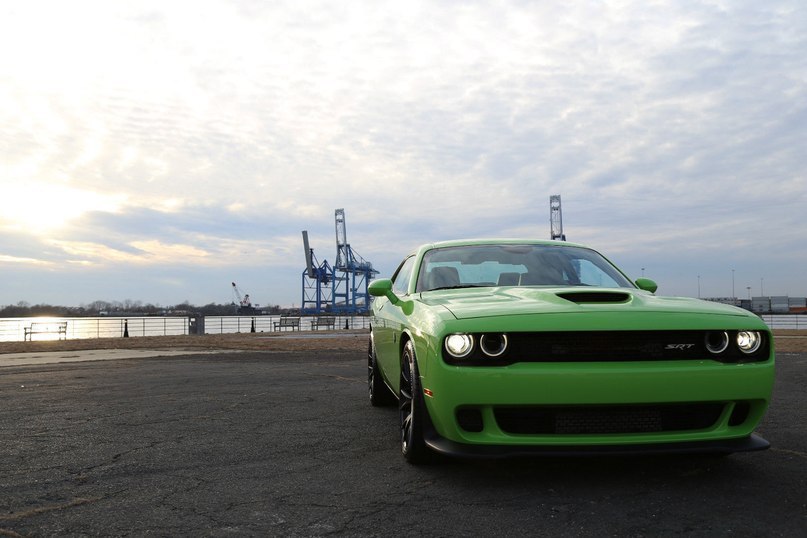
xmin=419 ymin=286 xmax=750 ymax=320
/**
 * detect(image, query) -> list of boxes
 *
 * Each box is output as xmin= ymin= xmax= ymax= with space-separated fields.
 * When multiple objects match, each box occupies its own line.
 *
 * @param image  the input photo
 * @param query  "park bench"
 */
xmin=273 ymin=317 xmax=301 ymax=331
xmin=310 ymin=316 xmax=336 ymax=330
xmin=24 ymin=321 xmax=68 ymax=341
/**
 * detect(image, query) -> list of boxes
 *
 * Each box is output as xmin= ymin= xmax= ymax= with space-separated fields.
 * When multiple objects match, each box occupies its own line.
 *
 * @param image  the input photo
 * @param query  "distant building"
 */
xmin=789 ymin=297 xmax=807 ymax=314
xmin=752 ymin=297 xmax=770 ymax=313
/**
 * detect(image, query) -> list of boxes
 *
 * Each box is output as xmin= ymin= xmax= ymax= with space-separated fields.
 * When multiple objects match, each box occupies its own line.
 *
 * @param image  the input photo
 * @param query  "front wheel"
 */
xmin=399 ymin=340 xmax=432 ymax=463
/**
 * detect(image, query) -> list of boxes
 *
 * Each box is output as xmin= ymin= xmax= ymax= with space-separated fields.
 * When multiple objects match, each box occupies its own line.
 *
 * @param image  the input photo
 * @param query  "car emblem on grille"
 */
xmin=665 ymin=344 xmax=695 ymax=350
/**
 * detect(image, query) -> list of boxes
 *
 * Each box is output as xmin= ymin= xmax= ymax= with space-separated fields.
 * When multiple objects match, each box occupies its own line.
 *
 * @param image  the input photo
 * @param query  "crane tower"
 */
xmin=231 ymin=282 xmax=257 ymax=314
xmin=550 ymin=195 xmax=566 ymax=241
xmin=333 ymin=208 xmax=378 ymax=313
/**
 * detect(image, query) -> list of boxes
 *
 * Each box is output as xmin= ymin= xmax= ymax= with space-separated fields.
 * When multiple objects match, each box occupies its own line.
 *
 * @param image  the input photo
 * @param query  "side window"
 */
xmin=392 ymin=256 xmax=416 ymax=295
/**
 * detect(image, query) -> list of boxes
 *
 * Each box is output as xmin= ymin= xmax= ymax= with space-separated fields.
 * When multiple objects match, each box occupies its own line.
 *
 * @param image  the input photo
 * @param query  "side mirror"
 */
xmin=635 ymin=277 xmax=658 ymax=294
xmin=368 ymin=278 xmax=400 ymax=304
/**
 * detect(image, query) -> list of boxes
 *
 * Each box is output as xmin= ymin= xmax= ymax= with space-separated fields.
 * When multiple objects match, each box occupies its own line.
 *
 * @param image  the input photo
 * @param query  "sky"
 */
xmin=1 ymin=0 xmax=805 ymax=309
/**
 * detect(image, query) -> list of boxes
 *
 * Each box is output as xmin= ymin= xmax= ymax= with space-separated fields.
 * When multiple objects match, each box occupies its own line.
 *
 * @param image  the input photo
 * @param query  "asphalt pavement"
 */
xmin=1 ymin=350 xmax=805 ymax=537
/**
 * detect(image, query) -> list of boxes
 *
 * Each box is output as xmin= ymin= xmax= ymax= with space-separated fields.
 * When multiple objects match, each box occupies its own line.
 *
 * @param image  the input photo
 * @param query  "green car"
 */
xmin=367 ymin=239 xmax=774 ymax=463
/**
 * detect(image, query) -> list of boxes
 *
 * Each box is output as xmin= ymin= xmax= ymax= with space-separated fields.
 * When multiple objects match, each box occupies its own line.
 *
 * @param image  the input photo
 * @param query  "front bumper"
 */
xmin=420 ymin=358 xmax=775 ymax=451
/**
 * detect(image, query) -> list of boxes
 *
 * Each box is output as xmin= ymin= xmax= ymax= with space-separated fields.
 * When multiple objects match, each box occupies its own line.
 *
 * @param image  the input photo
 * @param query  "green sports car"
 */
xmin=367 ymin=239 xmax=774 ymax=463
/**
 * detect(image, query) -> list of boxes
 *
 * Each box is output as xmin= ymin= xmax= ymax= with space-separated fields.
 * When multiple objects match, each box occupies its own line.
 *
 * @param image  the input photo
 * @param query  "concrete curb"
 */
xmin=0 ymin=348 xmax=226 ymax=368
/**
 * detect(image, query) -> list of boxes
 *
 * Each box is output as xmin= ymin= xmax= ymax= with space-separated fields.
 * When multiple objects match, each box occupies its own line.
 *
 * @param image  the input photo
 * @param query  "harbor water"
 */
xmin=0 ymin=315 xmax=372 ymax=343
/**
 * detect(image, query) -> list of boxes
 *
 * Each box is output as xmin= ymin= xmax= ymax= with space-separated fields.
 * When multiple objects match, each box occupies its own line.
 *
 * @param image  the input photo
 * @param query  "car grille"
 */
xmin=442 ymin=331 xmax=770 ymax=365
xmin=510 ymin=331 xmax=703 ymax=361
xmin=493 ymin=403 xmax=725 ymax=435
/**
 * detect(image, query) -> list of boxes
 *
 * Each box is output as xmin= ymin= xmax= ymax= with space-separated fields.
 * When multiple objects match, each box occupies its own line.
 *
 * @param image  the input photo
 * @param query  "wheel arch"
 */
xmin=399 ymin=329 xmax=437 ymax=386
xmin=399 ymin=330 xmax=414 ymax=365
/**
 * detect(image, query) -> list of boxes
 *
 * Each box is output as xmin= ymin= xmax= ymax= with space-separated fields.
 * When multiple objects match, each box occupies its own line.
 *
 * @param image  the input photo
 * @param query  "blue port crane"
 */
xmin=300 ymin=210 xmax=378 ymax=315
xmin=333 ymin=208 xmax=378 ymax=313
xmin=301 ymin=230 xmax=335 ymax=314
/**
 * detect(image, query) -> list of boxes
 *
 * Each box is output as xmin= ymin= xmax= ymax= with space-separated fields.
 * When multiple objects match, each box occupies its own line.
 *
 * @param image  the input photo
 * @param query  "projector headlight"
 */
xmin=445 ymin=334 xmax=474 ymax=358
xmin=480 ymin=333 xmax=509 ymax=357
xmin=736 ymin=331 xmax=762 ymax=354
xmin=705 ymin=331 xmax=729 ymax=354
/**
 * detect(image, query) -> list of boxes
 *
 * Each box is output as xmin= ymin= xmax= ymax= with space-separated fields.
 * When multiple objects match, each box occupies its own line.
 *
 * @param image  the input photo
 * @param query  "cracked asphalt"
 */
xmin=1 ymin=350 xmax=805 ymax=537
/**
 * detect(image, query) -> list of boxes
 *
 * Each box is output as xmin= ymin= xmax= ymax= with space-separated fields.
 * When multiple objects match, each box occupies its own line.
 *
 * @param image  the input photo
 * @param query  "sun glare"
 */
xmin=0 ymin=183 xmax=122 ymax=234
xmin=23 ymin=317 xmax=68 ymax=342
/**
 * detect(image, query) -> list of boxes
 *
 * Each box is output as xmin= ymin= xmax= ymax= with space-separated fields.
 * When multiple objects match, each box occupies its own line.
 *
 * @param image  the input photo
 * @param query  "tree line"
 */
xmin=0 ymin=300 xmax=285 ymax=318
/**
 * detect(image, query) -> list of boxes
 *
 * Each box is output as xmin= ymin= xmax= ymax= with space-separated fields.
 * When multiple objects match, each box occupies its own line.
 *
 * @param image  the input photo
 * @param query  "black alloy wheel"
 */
xmin=399 ymin=340 xmax=431 ymax=463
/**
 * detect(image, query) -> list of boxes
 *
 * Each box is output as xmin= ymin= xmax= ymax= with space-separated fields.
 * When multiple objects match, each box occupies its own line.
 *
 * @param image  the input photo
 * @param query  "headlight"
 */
xmin=480 ymin=333 xmax=508 ymax=357
xmin=705 ymin=331 xmax=729 ymax=354
xmin=736 ymin=331 xmax=762 ymax=354
xmin=445 ymin=334 xmax=474 ymax=358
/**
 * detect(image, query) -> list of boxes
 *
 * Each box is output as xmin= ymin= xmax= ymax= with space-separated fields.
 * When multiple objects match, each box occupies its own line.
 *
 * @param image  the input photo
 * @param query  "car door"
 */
xmin=373 ymin=255 xmax=416 ymax=385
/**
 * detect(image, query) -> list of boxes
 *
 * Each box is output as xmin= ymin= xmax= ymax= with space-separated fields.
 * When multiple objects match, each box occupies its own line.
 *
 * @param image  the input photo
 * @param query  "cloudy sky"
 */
xmin=1 ymin=0 xmax=805 ymax=309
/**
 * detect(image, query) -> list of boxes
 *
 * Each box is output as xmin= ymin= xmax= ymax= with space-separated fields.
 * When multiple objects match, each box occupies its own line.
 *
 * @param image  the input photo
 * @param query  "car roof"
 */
xmin=415 ymin=238 xmax=589 ymax=255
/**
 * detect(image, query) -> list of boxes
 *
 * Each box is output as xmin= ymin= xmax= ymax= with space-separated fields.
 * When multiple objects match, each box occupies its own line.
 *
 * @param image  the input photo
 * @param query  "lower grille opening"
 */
xmin=456 ymin=408 xmax=484 ymax=433
xmin=494 ymin=403 xmax=724 ymax=435
xmin=729 ymin=401 xmax=751 ymax=426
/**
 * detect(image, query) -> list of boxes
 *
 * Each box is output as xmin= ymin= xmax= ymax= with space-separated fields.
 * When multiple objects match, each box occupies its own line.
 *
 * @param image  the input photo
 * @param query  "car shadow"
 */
xmin=426 ymin=451 xmax=756 ymax=487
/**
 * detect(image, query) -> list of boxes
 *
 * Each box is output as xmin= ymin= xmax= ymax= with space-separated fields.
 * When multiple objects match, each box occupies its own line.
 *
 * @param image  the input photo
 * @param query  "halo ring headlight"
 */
xmin=705 ymin=331 xmax=729 ymax=354
xmin=480 ymin=334 xmax=508 ymax=357
xmin=736 ymin=331 xmax=762 ymax=354
xmin=445 ymin=334 xmax=474 ymax=358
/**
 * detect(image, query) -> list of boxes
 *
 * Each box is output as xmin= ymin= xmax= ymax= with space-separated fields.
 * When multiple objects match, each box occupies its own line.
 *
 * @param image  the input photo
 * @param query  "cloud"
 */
xmin=0 ymin=0 xmax=805 ymax=306
xmin=0 ymin=254 xmax=51 ymax=266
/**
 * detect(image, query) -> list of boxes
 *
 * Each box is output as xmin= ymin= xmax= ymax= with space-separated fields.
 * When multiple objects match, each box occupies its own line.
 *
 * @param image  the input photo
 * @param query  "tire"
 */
xmin=399 ymin=340 xmax=432 ymax=463
xmin=368 ymin=336 xmax=395 ymax=407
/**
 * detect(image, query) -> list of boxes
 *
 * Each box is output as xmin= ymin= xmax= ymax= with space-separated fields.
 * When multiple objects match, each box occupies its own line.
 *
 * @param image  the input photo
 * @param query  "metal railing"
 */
xmin=0 ymin=317 xmax=190 ymax=342
xmin=759 ymin=315 xmax=807 ymax=330
xmin=202 ymin=315 xmax=371 ymax=334
xmin=0 ymin=315 xmax=372 ymax=343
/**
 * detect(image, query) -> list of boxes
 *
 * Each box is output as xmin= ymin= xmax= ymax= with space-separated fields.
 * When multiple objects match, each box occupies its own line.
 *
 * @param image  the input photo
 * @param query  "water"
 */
xmin=0 ymin=315 xmax=372 ymax=343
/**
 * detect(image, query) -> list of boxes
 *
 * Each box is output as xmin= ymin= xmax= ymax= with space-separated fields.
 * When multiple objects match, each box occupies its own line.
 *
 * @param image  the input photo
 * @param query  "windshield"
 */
xmin=415 ymin=244 xmax=633 ymax=292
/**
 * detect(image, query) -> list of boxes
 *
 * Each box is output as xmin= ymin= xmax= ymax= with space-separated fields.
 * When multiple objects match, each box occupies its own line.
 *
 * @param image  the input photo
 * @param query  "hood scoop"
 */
xmin=556 ymin=291 xmax=631 ymax=304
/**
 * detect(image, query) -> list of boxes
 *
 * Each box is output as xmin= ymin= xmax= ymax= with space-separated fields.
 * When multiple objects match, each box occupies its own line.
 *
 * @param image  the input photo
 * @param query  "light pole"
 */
xmin=641 ymin=267 xmax=645 ymax=277
xmin=731 ymin=269 xmax=735 ymax=299
xmin=697 ymin=275 xmax=701 ymax=298
xmin=761 ymin=277 xmax=764 ymax=297
xmin=747 ymin=286 xmax=751 ymax=300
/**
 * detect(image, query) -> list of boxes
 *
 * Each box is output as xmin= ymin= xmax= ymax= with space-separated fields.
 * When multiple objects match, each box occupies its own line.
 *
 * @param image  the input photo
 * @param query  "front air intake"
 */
xmin=494 ymin=403 xmax=725 ymax=435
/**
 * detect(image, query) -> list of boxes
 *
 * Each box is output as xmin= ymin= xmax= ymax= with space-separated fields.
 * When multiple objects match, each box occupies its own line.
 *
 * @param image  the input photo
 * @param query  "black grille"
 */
xmin=494 ymin=403 xmax=724 ymax=435
xmin=511 ymin=331 xmax=703 ymax=361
